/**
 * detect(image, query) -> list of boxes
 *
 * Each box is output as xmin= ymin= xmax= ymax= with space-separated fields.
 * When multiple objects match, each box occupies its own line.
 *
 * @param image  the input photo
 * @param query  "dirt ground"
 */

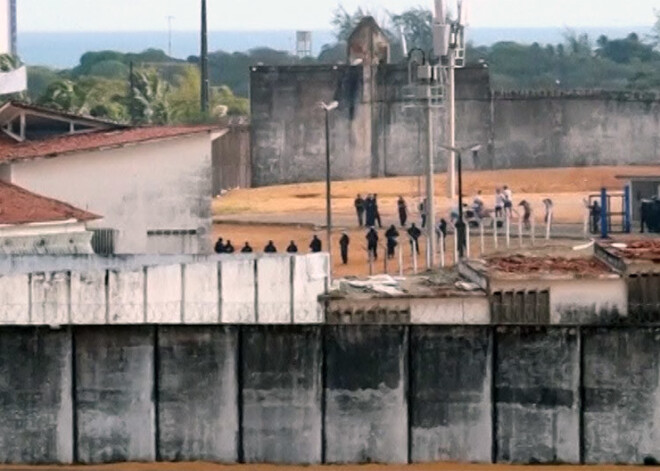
xmin=212 ymin=166 xmax=660 ymax=276
xmin=213 ymin=166 xmax=660 ymax=224
xmin=3 ymin=463 xmax=658 ymax=471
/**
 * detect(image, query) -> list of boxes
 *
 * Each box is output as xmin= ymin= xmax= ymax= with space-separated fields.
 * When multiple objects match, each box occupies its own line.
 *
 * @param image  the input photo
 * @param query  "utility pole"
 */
xmin=425 ymin=76 xmax=437 ymax=268
xmin=167 ymin=16 xmax=174 ymax=57
xmin=128 ymin=61 xmax=136 ymax=124
xmin=200 ymin=0 xmax=210 ymax=114
xmin=447 ymin=52 xmax=456 ymax=197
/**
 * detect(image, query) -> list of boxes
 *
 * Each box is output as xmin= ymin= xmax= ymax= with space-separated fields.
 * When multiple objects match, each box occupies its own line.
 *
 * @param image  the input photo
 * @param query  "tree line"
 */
xmin=18 ymin=6 xmax=660 ymax=124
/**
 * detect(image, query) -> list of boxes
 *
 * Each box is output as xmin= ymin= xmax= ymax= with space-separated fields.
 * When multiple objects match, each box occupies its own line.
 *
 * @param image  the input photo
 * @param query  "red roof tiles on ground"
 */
xmin=0 ymin=181 xmax=99 ymax=225
xmin=0 ymin=125 xmax=218 ymax=163
xmin=487 ymin=255 xmax=612 ymax=275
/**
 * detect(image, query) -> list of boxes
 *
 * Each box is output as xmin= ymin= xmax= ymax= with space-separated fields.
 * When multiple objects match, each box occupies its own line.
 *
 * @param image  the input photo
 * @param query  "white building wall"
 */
xmin=0 ymin=0 xmax=11 ymax=55
xmin=10 ymin=133 xmax=213 ymax=255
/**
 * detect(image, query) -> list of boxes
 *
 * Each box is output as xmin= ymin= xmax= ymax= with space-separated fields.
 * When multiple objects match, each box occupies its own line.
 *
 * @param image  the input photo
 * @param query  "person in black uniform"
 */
xmin=264 ymin=240 xmax=277 ymax=253
xmin=385 ymin=224 xmax=399 ymax=259
xmin=240 ymin=242 xmax=253 ymax=253
xmin=408 ymin=223 xmax=421 ymax=254
xmin=437 ymin=219 xmax=448 ymax=251
xmin=309 ymin=235 xmax=322 ymax=253
xmin=365 ymin=195 xmax=375 ymax=227
xmin=224 ymin=240 xmax=235 ymax=253
xmin=397 ymin=196 xmax=408 ymax=227
xmin=354 ymin=194 xmax=365 ymax=227
xmin=366 ymin=227 xmax=379 ymax=260
xmin=373 ymin=194 xmax=382 ymax=228
xmin=286 ymin=240 xmax=298 ymax=253
xmin=339 ymin=232 xmax=350 ymax=264
xmin=590 ymin=201 xmax=601 ymax=234
xmin=214 ymin=237 xmax=225 ymax=254
xmin=419 ymin=199 xmax=427 ymax=228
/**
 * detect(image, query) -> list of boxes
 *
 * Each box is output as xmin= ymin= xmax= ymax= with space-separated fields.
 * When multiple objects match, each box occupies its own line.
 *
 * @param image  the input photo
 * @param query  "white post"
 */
xmin=440 ymin=231 xmax=445 ymax=268
xmin=453 ymin=230 xmax=458 ymax=265
xmin=398 ymin=243 xmax=403 ymax=276
xmin=531 ymin=211 xmax=536 ymax=246
xmin=493 ymin=217 xmax=499 ymax=250
xmin=466 ymin=222 xmax=471 ymax=258
xmin=518 ymin=215 xmax=523 ymax=247
xmin=426 ymin=237 xmax=431 ymax=270
xmin=479 ymin=222 xmax=485 ymax=256
xmin=546 ymin=209 xmax=553 ymax=240
xmin=412 ymin=239 xmax=418 ymax=275
xmin=505 ymin=214 xmax=511 ymax=248
xmin=447 ymin=54 xmax=456 ymax=198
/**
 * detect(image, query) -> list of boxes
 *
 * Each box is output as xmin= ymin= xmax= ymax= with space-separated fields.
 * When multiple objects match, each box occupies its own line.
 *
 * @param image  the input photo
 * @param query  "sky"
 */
xmin=18 ymin=0 xmax=659 ymax=32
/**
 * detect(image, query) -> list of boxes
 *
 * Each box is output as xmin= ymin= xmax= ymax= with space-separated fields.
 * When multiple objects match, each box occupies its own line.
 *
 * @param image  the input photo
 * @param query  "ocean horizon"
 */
xmin=19 ymin=25 xmax=653 ymax=69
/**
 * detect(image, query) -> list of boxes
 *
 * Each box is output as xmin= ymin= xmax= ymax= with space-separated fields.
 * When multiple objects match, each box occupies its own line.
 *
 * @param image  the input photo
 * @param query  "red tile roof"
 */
xmin=0 ymin=181 xmax=100 ymax=225
xmin=0 ymin=125 xmax=219 ymax=163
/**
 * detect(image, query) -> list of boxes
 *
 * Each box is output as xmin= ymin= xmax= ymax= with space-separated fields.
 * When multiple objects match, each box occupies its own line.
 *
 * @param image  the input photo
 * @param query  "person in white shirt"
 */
xmin=494 ymin=188 xmax=504 ymax=218
xmin=503 ymin=185 xmax=513 ymax=216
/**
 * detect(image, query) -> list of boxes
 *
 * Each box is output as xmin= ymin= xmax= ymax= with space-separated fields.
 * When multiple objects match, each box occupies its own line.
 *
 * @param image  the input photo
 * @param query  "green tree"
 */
xmin=390 ymin=7 xmax=433 ymax=53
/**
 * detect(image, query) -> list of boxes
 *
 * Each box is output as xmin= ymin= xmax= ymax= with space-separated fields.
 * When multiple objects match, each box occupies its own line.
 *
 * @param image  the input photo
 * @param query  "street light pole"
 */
xmin=456 ymin=150 xmax=465 ymax=257
xmin=425 ymin=82 xmax=437 ymax=268
xmin=321 ymin=101 xmax=339 ymax=281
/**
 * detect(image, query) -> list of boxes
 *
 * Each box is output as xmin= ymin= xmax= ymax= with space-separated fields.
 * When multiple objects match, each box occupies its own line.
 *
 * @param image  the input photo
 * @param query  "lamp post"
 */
xmin=439 ymin=143 xmax=481 ymax=259
xmin=321 ymin=101 xmax=339 ymax=281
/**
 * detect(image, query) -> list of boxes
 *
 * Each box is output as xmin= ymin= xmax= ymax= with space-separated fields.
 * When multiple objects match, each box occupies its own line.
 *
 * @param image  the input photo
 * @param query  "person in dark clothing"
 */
xmin=518 ymin=200 xmax=532 ymax=230
xmin=366 ymin=227 xmax=379 ymax=260
xmin=241 ymin=242 xmax=253 ymax=253
xmin=224 ymin=240 xmax=235 ymax=253
xmin=214 ymin=237 xmax=225 ymax=254
xmin=264 ymin=240 xmax=277 ymax=253
xmin=408 ymin=223 xmax=421 ymax=254
xmin=365 ymin=194 xmax=376 ymax=227
xmin=354 ymin=194 xmax=365 ymax=227
xmin=373 ymin=194 xmax=382 ymax=228
xmin=339 ymin=232 xmax=350 ymax=264
xmin=397 ymin=196 xmax=408 ymax=227
xmin=385 ymin=224 xmax=399 ymax=259
xmin=286 ymin=240 xmax=298 ymax=253
xmin=309 ymin=235 xmax=322 ymax=253
xmin=419 ymin=199 xmax=427 ymax=228
xmin=436 ymin=218 xmax=448 ymax=249
xmin=590 ymin=201 xmax=601 ymax=234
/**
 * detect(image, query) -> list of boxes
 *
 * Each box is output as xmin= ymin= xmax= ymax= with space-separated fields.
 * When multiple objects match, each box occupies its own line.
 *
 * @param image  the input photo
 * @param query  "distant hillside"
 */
xmin=19 ymin=25 xmax=652 ymax=68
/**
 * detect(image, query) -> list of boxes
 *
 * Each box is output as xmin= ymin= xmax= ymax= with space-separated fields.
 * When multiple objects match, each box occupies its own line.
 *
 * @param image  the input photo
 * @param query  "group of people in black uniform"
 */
xmin=214 ymin=235 xmax=325 ymax=255
xmin=355 ymin=193 xmax=440 ymax=263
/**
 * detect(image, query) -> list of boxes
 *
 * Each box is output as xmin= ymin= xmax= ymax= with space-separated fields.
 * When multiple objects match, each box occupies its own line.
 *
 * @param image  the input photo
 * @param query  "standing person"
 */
xmin=309 ymin=235 xmax=322 ymax=253
xmin=543 ymin=198 xmax=554 ymax=223
xmin=365 ymin=194 xmax=376 ymax=227
xmin=373 ymin=194 xmax=383 ymax=228
xmin=436 ymin=218 xmax=448 ymax=249
xmin=354 ymin=194 xmax=365 ymax=227
xmin=407 ymin=223 xmax=421 ymax=254
xmin=214 ymin=237 xmax=225 ymax=254
xmin=286 ymin=240 xmax=298 ymax=253
xmin=385 ymin=224 xmax=399 ymax=259
xmin=241 ymin=242 xmax=253 ymax=253
xmin=503 ymin=185 xmax=513 ymax=216
xmin=494 ymin=188 xmax=504 ymax=219
xmin=264 ymin=240 xmax=277 ymax=253
xmin=366 ymin=227 xmax=379 ymax=260
xmin=590 ymin=201 xmax=601 ymax=234
xmin=397 ymin=196 xmax=408 ymax=227
xmin=339 ymin=231 xmax=350 ymax=264
xmin=419 ymin=198 xmax=427 ymax=228
xmin=224 ymin=240 xmax=235 ymax=253
xmin=518 ymin=200 xmax=532 ymax=230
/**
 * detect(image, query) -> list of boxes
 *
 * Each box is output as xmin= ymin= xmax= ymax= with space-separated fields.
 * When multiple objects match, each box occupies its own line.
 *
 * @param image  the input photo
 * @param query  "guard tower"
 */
xmin=296 ymin=31 xmax=312 ymax=58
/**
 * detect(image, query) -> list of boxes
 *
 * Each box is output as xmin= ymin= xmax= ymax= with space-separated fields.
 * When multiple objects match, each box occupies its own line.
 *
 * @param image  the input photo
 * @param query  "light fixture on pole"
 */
xmin=439 ymin=143 xmax=481 ymax=259
xmin=320 ymin=100 xmax=339 ymax=283
xmin=433 ymin=0 xmax=470 ymax=198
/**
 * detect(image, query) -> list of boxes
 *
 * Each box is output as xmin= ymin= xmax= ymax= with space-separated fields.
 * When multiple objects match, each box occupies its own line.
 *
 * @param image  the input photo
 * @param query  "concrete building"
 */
xmin=0 ymin=180 xmax=99 ymax=254
xmin=0 ymin=102 xmax=224 ymax=254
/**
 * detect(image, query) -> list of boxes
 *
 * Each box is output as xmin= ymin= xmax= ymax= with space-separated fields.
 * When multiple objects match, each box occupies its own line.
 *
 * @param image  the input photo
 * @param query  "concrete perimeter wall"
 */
xmin=251 ymin=64 xmax=660 ymax=186
xmin=3 ymin=325 xmax=660 ymax=466
xmin=0 ymin=253 xmax=329 ymax=326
